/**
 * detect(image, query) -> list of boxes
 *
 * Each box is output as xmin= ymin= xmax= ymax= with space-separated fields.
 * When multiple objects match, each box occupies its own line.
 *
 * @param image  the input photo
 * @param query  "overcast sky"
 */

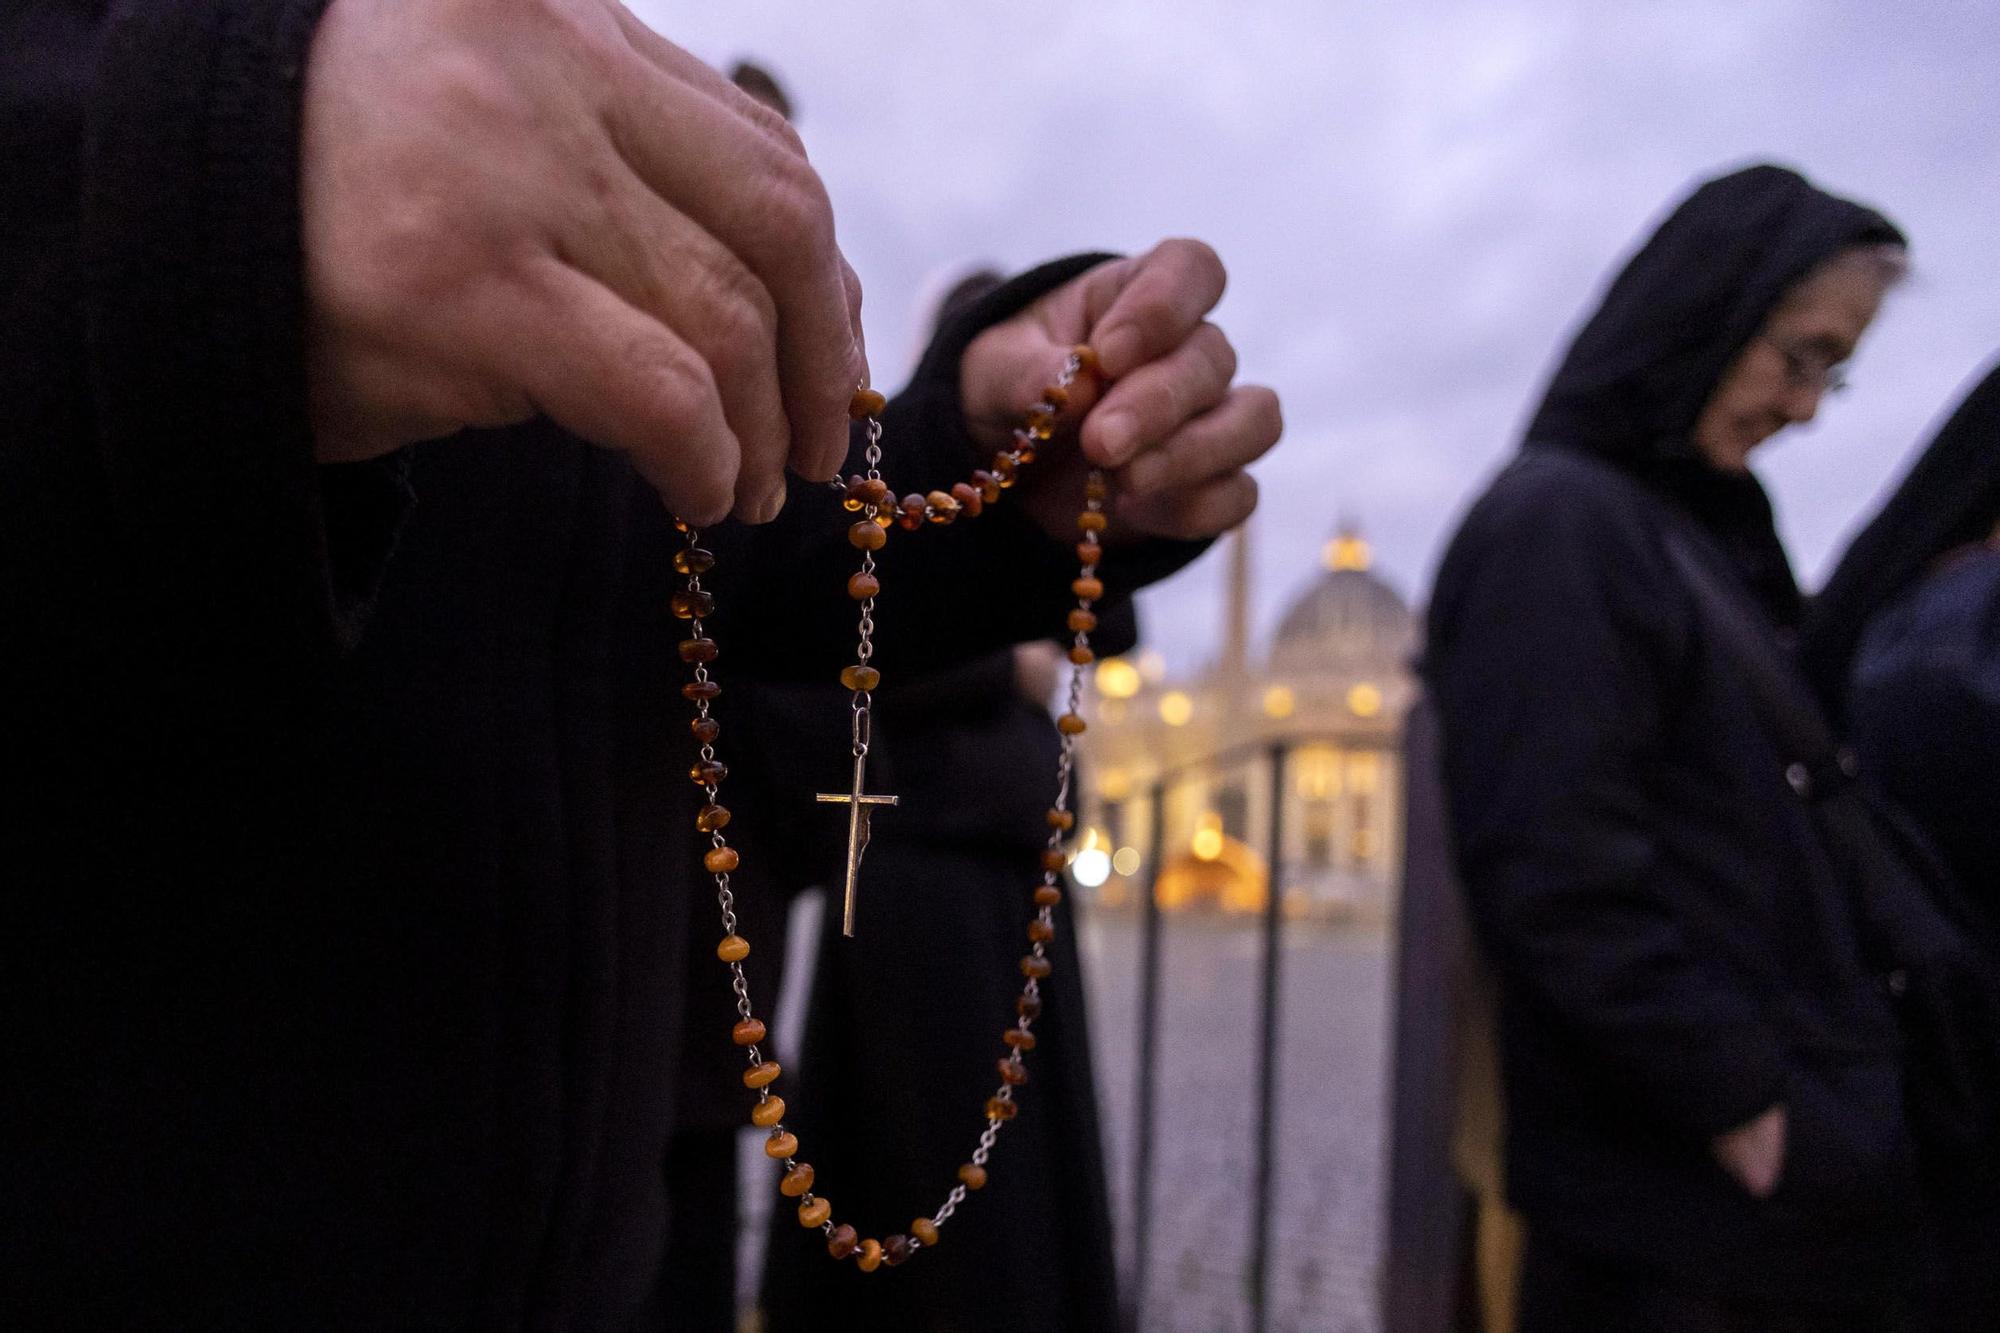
xmin=639 ymin=0 xmax=2000 ymax=675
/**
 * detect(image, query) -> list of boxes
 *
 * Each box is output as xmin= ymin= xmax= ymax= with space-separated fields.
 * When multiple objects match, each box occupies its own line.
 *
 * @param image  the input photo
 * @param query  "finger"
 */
xmin=558 ymin=156 xmax=792 ymax=520
xmin=1116 ymin=470 xmax=1260 ymax=542
xmin=1115 ymin=385 xmax=1284 ymax=498
xmin=1079 ymin=322 xmax=1236 ymax=467
xmin=601 ymin=48 xmax=863 ymax=483
xmin=1085 ymin=238 xmax=1227 ymax=380
xmin=610 ymin=5 xmax=805 ymax=155
xmin=495 ymin=259 xmax=742 ymax=524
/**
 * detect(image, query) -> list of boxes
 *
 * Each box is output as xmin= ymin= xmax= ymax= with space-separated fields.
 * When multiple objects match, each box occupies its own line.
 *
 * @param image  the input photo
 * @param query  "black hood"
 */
xmin=1523 ymin=164 xmax=1904 ymax=627
xmin=1802 ymin=356 xmax=2000 ymax=717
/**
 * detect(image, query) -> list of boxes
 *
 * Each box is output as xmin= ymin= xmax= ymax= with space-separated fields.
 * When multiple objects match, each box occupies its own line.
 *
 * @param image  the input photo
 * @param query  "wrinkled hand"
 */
xmin=959 ymin=240 xmax=1282 ymax=542
xmin=301 ymin=0 xmax=865 ymax=525
xmin=1712 ymin=1103 xmax=1787 ymax=1199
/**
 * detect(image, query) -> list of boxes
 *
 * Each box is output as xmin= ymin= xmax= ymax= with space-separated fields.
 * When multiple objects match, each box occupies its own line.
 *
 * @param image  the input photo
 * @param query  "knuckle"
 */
xmin=1201 ymin=324 xmax=1238 ymax=386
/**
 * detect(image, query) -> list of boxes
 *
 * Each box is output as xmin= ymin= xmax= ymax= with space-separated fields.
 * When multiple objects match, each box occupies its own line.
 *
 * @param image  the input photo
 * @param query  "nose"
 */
xmin=1782 ymin=382 xmax=1825 ymax=426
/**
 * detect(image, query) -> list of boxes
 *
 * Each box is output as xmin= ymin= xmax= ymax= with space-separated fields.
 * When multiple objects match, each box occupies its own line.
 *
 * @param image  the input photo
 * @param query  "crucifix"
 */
xmin=816 ymin=750 xmax=899 ymax=937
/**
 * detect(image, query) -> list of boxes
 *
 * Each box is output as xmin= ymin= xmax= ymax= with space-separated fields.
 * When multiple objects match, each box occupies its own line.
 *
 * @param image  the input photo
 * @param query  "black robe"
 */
xmin=1806 ymin=360 xmax=2000 ymax=1332
xmin=754 ymin=642 xmax=1126 ymax=1333
xmin=1 ymin=6 xmax=1199 ymax=1327
xmin=1423 ymin=165 xmax=1923 ymax=1308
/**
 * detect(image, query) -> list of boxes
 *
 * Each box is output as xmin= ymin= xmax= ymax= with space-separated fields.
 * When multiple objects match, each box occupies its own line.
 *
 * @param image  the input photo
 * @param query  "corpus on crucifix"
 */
xmin=816 ymin=751 xmax=900 ymax=938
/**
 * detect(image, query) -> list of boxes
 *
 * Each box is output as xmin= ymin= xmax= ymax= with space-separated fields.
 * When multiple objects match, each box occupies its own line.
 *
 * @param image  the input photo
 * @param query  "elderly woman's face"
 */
xmin=1692 ymin=255 xmax=1893 ymax=472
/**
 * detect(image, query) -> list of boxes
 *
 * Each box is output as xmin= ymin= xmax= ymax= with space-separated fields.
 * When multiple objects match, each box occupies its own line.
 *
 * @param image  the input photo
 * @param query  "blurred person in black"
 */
xmin=1804 ymin=359 xmax=2000 ymax=1331
xmin=1425 ymin=164 xmax=1925 ymax=1330
xmin=756 ymin=269 xmax=1127 ymax=1333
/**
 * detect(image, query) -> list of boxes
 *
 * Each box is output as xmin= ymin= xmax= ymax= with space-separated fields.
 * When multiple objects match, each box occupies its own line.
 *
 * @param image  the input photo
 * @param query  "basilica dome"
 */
xmin=1267 ymin=531 xmax=1416 ymax=676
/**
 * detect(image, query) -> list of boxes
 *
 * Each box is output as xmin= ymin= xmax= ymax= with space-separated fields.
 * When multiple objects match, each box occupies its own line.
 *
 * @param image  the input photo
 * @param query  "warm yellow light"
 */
xmin=1347 ymin=682 xmax=1383 ymax=718
xmin=1325 ymin=532 xmax=1372 ymax=572
xmin=1158 ymin=691 xmax=1194 ymax=727
xmin=1262 ymin=685 xmax=1295 ymax=719
xmin=1347 ymin=750 xmax=1381 ymax=795
xmin=1191 ymin=813 xmax=1224 ymax=862
xmin=1095 ymin=657 xmax=1142 ymax=700
xmin=1295 ymin=745 xmax=1342 ymax=799
xmin=1098 ymin=768 xmax=1133 ymax=801
xmin=1112 ymin=847 xmax=1141 ymax=877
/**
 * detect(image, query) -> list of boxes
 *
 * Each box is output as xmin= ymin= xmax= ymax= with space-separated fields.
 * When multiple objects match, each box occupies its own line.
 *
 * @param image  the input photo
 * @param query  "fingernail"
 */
xmin=757 ymin=480 xmax=788 ymax=524
xmin=1095 ymin=410 xmax=1139 ymax=465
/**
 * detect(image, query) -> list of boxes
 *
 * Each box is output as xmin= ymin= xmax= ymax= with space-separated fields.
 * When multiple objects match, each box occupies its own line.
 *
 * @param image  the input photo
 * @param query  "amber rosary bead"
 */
xmin=827 ymin=1225 xmax=859 ymax=1260
xmin=950 ymin=482 xmax=983 ymax=516
xmin=1076 ymin=539 xmax=1103 ymax=565
xmin=744 ymin=1060 xmax=782 ymax=1089
xmin=798 ymin=1196 xmax=832 ymax=1228
xmin=678 ymin=637 xmax=718 ymax=664
xmin=1040 ymin=849 xmax=1067 ymax=872
xmin=849 ymin=387 xmax=888 ymax=419
xmin=1076 ymin=511 xmax=1108 ymax=533
xmin=998 ymin=1055 xmax=1029 ymax=1085
xmin=882 ymin=1234 xmax=914 ymax=1266
xmin=1028 ymin=919 xmax=1055 ymax=944
xmin=848 ymin=520 xmax=887 ymax=551
xmin=764 ymin=1130 xmax=799 ymax=1159
xmin=672 ymin=547 xmax=716 ymax=575
xmin=911 ymin=1218 xmax=940 ymax=1248
xmin=751 ymin=1096 xmax=786 ymax=1128
xmin=716 ymin=934 xmax=750 ymax=963
xmin=1056 ymin=713 xmax=1086 ymax=735
xmin=1017 ymin=994 xmax=1042 ymax=1019
xmin=985 ymin=1097 xmax=1019 ymax=1122
xmin=856 ymin=477 xmax=891 ymax=506
xmin=1002 ymin=1028 xmax=1037 ymax=1051
xmin=1034 ymin=885 xmax=1063 ymax=907
xmin=696 ymin=802 xmax=731 ymax=832
xmin=1071 ymin=576 xmax=1104 ymax=600
xmin=1046 ymin=808 xmax=1075 ymax=831
xmin=840 ymin=664 xmax=881 ymax=692
xmin=1084 ymin=474 xmax=1110 ymax=502
xmin=691 ymin=759 xmax=728 ymax=787
xmin=671 ymin=590 xmax=715 ymax=620
xmin=1042 ymin=383 xmax=1070 ymax=410
xmin=733 ymin=1018 xmax=767 ymax=1046
xmin=924 ymin=490 xmax=958 ymax=523
xmin=682 ymin=680 xmax=721 ymax=703
xmin=1020 ymin=954 xmax=1052 ymax=979
xmin=780 ymin=1163 xmax=815 ymax=1196
xmin=856 ymin=1239 xmax=884 ymax=1272
xmin=691 ymin=717 xmax=721 ymax=744
xmin=897 ymin=494 xmax=927 ymax=530
xmin=703 ymin=847 xmax=740 ymax=874
xmin=847 ymin=571 xmax=880 ymax=600
xmin=1072 ymin=344 xmax=1102 ymax=377
xmin=972 ymin=470 xmax=1003 ymax=503
xmin=958 ymin=1163 xmax=989 ymax=1190
xmin=1068 ymin=645 xmax=1095 ymax=666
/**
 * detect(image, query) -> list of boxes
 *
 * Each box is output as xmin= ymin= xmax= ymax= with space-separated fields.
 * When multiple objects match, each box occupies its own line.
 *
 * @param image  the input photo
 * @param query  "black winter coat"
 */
xmin=1424 ymin=165 xmax=1923 ymax=1304
xmin=0 ymin=5 xmax=1197 ymax=1327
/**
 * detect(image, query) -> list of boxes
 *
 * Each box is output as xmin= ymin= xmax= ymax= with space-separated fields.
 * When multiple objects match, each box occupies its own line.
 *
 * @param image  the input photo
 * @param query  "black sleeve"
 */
xmin=2 ymin=0 xmax=406 ymax=683
xmin=1426 ymin=471 xmax=1789 ymax=1139
xmin=734 ymin=254 xmax=1208 ymax=682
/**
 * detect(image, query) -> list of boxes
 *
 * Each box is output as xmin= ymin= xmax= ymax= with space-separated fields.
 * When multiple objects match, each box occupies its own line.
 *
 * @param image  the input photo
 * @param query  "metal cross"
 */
xmin=816 ymin=751 xmax=899 ymax=937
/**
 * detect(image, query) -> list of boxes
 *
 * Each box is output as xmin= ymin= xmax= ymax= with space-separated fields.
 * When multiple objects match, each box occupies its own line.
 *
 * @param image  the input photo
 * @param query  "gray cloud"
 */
xmin=638 ymin=0 xmax=2000 ymax=673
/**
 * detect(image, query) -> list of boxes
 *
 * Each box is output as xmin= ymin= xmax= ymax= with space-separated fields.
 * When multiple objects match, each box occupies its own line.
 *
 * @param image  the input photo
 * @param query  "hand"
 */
xmin=301 ymin=0 xmax=866 ymax=525
xmin=958 ymin=240 xmax=1283 ymax=542
xmin=1711 ymin=1104 xmax=1787 ymax=1199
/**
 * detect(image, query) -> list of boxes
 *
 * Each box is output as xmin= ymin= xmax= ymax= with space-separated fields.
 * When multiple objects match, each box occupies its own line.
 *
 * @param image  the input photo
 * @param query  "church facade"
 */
xmin=1074 ymin=527 xmax=1418 ymax=926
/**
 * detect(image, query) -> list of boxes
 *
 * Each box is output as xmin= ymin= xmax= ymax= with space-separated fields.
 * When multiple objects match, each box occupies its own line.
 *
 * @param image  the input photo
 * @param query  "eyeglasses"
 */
xmin=1760 ymin=334 xmax=1849 ymax=395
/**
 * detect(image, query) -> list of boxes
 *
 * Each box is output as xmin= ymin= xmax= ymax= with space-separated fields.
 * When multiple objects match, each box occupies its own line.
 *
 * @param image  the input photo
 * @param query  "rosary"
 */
xmin=674 ymin=345 xmax=1108 ymax=1272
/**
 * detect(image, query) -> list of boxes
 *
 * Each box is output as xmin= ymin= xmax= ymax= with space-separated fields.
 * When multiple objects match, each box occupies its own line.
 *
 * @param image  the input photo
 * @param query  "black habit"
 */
xmin=1 ymin=6 xmax=1198 ymax=1327
xmin=1423 ymin=165 xmax=1924 ymax=1316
